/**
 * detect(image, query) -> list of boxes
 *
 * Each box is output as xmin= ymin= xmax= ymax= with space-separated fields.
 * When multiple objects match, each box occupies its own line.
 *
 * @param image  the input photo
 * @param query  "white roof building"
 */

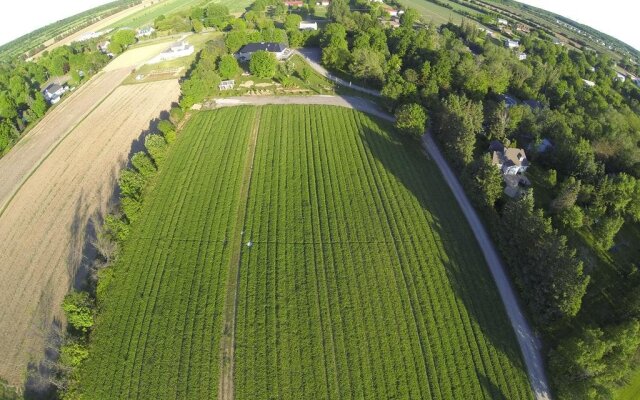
xmin=505 ymin=39 xmax=519 ymax=49
xmin=136 ymin=26 xmax=155 ymax=38
xmin=146 ymin=41 xmax=195 ymax=64
xmin=299 ymin=21 xmax=318 ymax=30
xmin=615 ymin=72 xmax=626 ymax=82
xmin=582 ymin=79 xmax=596 ymax=87
xmin=497 ymin=18 xmax=508 ymax=25
xmin=518 ymin=52 xmax=527 ymax=61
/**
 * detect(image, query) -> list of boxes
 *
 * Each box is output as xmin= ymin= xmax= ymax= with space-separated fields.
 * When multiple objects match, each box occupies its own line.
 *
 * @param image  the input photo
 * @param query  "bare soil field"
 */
xmin=0 ymin=79 xmax=180 ymax=387
xmin=26 ymin=0 xmax=155 ymax=61
xmin=0 ymin=68 xmax=131 ymax=213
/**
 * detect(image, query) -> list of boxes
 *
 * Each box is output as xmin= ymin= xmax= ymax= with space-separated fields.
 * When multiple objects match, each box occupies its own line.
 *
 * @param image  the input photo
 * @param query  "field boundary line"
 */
xmin=0 ymin=71 xmax=125 ymax=218
xmin=218 ymin=107 xmax=262 ymax=400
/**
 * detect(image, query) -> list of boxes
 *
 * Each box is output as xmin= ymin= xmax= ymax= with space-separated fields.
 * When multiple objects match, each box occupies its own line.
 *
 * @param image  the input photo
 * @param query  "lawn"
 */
xmin=77 ymin=105 xmax=533 ymax=399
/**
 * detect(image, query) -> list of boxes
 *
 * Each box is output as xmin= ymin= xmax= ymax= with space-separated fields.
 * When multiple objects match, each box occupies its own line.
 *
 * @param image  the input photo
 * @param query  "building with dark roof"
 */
xmin=236 ymin=42 xmax=290 ymax=61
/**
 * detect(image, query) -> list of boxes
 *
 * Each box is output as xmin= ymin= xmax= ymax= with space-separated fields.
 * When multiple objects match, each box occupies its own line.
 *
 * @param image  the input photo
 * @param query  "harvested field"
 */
xmin=0 ymin=79 xmax=180 ymax=387
xmin=27 ymin=0 xmax=154 ymax=61
xmin=104 ymin=40 xmax=179 ymax=71
xmin=0 ymin=68 xmax=131 ymax=212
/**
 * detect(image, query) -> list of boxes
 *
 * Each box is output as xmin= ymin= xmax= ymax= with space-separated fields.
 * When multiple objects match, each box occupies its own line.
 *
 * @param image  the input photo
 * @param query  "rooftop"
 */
xmin=238 ymin=42 xmax=287 ymax=53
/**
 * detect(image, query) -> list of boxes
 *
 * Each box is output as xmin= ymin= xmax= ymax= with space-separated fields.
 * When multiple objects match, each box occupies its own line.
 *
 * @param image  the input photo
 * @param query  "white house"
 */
xmin=505 ymin=39 xmax=519 ymax=49
xmin=316 ymin=0 xmax=330 ymax=5
xmin=582 ymin=78 xmax=596 ymax=87
xmin=497 ymin=18 xmax=508 ymax=25
xmin=136 ymin=26 xmax=155 ymax=38
xmin=299 ymin=21 xmax=318 ymax=30
xmin=492 ymin=146 xmax=530 ymax=175
xmin=615 ymin=72 xmax=626 ymax=82
xmin=518 ymin=52 xmax=527 ymax=61
xmin=236 ymin=42 xmax=290 ymax=61
xmin=42 ymin=83 xmax=66 ymax=104
xmin=147 ymin=41 xmax=195 ymax=64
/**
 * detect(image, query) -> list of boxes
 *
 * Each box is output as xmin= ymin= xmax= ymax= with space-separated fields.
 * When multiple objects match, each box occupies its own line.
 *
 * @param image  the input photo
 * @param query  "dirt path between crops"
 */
xmin=218 ymin=107 xmax=263 ymax=400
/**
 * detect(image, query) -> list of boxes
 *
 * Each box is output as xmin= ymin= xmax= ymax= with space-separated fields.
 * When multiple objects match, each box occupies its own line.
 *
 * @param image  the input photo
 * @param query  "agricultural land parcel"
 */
xmin=107 ymin=0 xmax=254 ymax=29
xmin=26 ymin=0 xmax=155 ymax=61
xmin=79 ymin=105 xmax=533 ymax=399
xmin=0 ymin=39 xmax=180 ymax=386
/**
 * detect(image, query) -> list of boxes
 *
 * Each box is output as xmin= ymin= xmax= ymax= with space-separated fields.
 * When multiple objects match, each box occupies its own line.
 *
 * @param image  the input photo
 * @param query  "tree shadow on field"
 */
xmin=477 ymin=368 xmax=508 ymax=400
xmin=359 ymin=121 xmax=528 ymax=387
xmin=23 ymin=109 xmax=173 ymax=398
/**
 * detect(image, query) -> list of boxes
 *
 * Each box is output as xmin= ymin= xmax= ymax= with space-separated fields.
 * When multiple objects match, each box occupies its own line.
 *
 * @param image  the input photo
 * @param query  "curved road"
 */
xmin=211 ymin=93 xmax=551 ymax=400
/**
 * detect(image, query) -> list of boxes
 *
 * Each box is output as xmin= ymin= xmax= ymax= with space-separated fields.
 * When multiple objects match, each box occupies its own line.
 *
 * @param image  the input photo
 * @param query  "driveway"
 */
xmin=295 ymin=48 xmax=382 ymax=97
xmin=422 ymin=132 xmax=551 ymax=400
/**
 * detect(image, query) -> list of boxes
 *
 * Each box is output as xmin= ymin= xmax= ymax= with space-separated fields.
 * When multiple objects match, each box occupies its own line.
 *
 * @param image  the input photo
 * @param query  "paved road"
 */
xmin=210 ymin=94 xmax=551 ymax=399
xmin=422 ymin=132 xmax=551 ymax=400
xmin=213 ymin=95 xmax=392 ymax=122
xmin=295 ymin=48 xmax=382 ymax=97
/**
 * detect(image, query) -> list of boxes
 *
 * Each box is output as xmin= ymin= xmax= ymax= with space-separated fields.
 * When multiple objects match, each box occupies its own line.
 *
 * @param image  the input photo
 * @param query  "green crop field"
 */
xmin=109 ymin=0 xmax=252 ymax=29
xmin=397 ymin=0 xmax=467 ymax=26
xmin=78 ymin=105 xmax=532 ymax=399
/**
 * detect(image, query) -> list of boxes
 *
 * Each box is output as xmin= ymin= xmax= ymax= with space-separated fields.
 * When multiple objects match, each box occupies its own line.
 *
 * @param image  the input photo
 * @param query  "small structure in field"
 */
xmin=43 ymin=83 xmax=66 ymax=104
xmin=219 ymin=80 xmax=235 ymax=90
xmin=615 ymin=72 xmax=626 ymax=82
xmin=147 ymin=41 xmax=195 ymax=64
xmin=518 ymin=52 xmax=527 ymax=61
xmin=497 ymin=18 xmax=508 ymax=26
xmin=505 ymin=39 xmax=519 ymax=49
xmin=236 ymin=42 xmax=290 ymax=61
xmin=299 ymin=21 xmax=318 ymax=30
xmin=582 ymin=78 xmax=596 ymax=87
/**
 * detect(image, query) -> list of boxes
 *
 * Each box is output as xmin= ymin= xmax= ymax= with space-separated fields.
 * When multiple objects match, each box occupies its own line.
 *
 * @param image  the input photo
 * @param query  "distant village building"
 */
xmin=615 ymin=72 xmax=626 ymax=82
xmin=515 ymin=23 xmax=530 ymax=33
xmin=147 ymin=41 xmax=195 ymax=64
xmin=505 ymin=39 xmax=519 ymax=49
xmin=284 ymin=0 xmax=303 ymax=6
xmin=518 ymin=52 xmax=527 ymax=61
xmin=42 ymin=83 xmax=66 ymax=104
xmin=316 ymin=0 xmax=330 ymax=5
xmin=236 ymin=42 xmax=290 ymax=61
xmin=582 ymin=78 xmax=596 ymax=87
xmin=552 ymin=37 xmax=563 ymax=46
xmin=491 ymin=146 xmax=530 ymax=175
xmin=299 ymin=21 xmax=318 ymax=30
xmin=497 ymin=18 xmax=508 ymax=26
xmin=136 ymin=26 xmax=155 ymax=38
xmin=219 ymin=80 xmax=235 ymax=90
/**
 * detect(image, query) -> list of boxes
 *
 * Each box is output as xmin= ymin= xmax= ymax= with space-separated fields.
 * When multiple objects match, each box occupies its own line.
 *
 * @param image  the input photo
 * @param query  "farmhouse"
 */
xmin=136 ymin=26 xmax=155 ymax=38
xmin=505 ymin=39 xmax=519 ymax=49
xmin=236 ymin=42 xmax=290 ymax=61
xmin=42 ymin=83 xmax=66 ymax=104
xmin=147 ymin=41 xmax=194 ymax=64
xmin=299 ymin=21 xmax=318 ymax=30
xmin=491 ymin=146 xmax=530 ymax=175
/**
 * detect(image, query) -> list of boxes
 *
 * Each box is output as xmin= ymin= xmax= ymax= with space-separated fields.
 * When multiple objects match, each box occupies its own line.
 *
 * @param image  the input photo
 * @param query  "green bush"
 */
xmin=62 ymin=292 xmax=94 ymax=333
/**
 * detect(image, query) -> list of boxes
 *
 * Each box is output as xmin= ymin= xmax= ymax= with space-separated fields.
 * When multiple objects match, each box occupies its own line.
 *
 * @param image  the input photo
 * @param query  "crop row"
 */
xmin=79 ymin=107 xmax=255 ymax=399
xmin=234 ymin=105 xmax=533 ymax=400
